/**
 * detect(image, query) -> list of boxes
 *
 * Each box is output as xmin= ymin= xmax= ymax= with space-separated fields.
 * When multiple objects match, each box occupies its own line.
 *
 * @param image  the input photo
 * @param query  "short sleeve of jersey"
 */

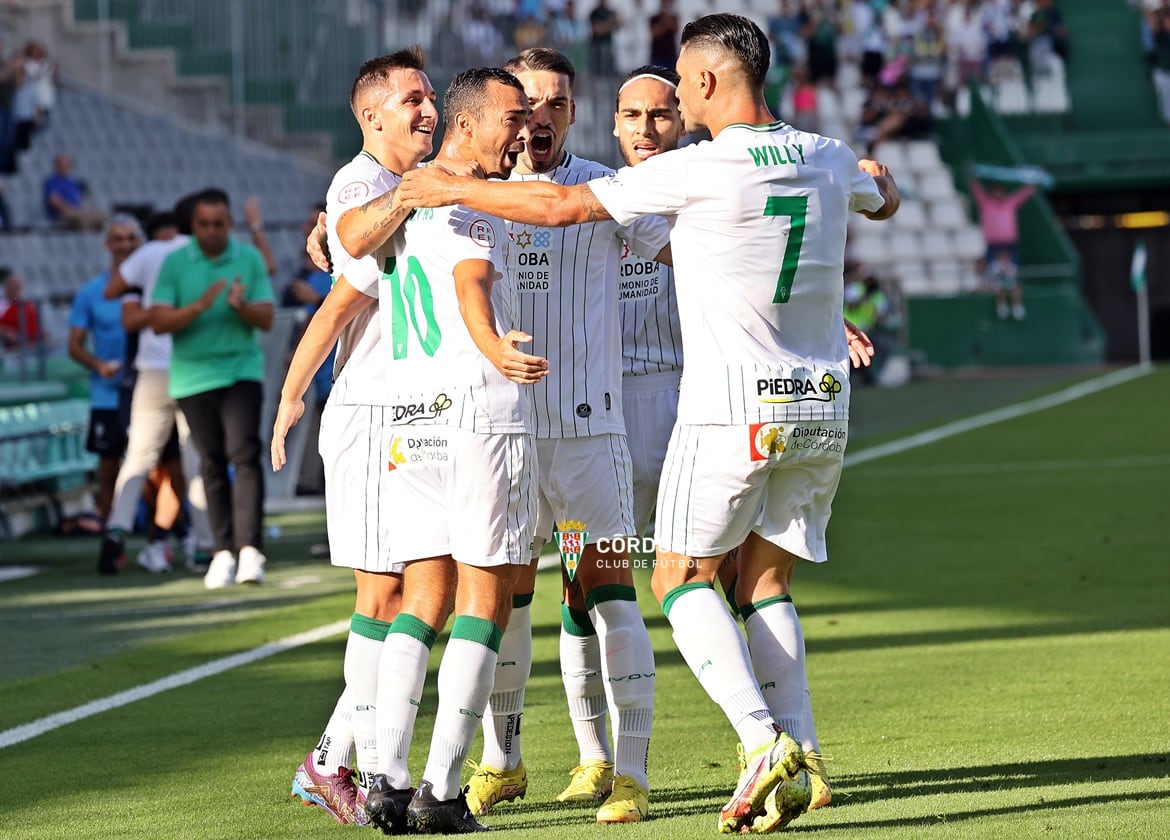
xmin=68 ymin=282 xmax=93 ymax=330
xmin=447 ymin=206 xmax=504 ymax=270
xmin=843 ymin=142 xmax=886 ymax=214
xmin=588 ymin=148 xmax=693 ymax=226
xmin=617 ymin=212 xmax=670 ymax=261
xmin=345 ymin=253 xmax=382 ymax=298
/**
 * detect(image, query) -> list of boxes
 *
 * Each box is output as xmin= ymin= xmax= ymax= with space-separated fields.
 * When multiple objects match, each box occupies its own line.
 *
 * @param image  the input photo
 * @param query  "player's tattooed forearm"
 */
xmin=578 ymin=186 xmax=609 ymax=223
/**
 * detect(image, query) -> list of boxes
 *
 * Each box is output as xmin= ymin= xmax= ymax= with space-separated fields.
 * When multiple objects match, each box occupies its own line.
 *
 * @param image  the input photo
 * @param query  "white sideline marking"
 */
xmin=0 ymin=619 xmax=349 ymax=750
xmin=853 ymin=454 xmax=1170 ymax=479
xmin=0 ymin=566 xmax=39 ymax=583
xmin=1 ymin=366 xmax=1154 ymax=748
xmin=845 ymin=365 xmax=1154 ymax=468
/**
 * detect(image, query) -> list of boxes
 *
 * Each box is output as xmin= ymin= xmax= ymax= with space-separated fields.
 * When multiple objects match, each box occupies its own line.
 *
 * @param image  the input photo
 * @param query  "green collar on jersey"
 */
xmin=726 ymin=119 xmax=791 ymax=132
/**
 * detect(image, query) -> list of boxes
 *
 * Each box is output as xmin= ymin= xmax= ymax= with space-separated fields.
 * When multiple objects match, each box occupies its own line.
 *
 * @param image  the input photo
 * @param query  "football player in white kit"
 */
xmin=452 ymin=48 xmax=669 ymax=826
xmin=396 ymin=13 xmax=899 ymax=833
xmin=273 ymin=48 xmax=435 ymax=827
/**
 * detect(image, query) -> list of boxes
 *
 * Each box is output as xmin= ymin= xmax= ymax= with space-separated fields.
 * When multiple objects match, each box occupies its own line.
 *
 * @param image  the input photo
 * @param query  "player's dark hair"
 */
xmin=615 ymin=64 xmax=680 ymax=110
xmin=505 ymin=47 xmax=576 ymax=91
xmin=144 ymin=210 xmax=177 ymax=240
xmin=444 ymin=67 xmax=525 ymax=127
xmin=680 ymin=13 xmax=770 ymax=89
xmin=350 ymin=47 xmax=426 ymax=109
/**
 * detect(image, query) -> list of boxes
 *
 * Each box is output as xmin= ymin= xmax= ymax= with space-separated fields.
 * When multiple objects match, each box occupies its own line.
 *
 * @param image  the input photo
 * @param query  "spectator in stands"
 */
xmin=768 ymin=0 xmax=809 ymax=72
xmin=856 ymin=80 xmax=931 ymax=152
xmin=648 ymin=0 xmax=680 ymax=69
xmin=67 ymin=213 xmax=143 ymax=521
xmin=945 ymin=0 xmax=989 ymax=90
xmin=9 ymin=53 xmax=36 ymax=164
xmin=1025 ymin=0 xmax=1069 ymax=68
xmin=0 ymin=266 xmax=41 ymax=349
xmin=790 ymin=63 xmax=820 ymax=132
xmin=589 ymin=0 xmax=621 ymax=77
xmin=149 ymin=189 xmax=276 ymax=590
xmin=0 ymin=182 xmax=11 ymax=231
xmin=43 ymin=152 xmax=105 ymax=231
xmin=805 ymin=5 xmax=841 ymax=92
xmin=969 ymin=175 xmax=1035 ymax=320
xmin=907 ymin=7 xmax=946 ymax=112
xmin=242 ymin=195 xmax=278 ymax=277
xmin=514 ymin=13 xmax=549 ymax=52
xmin=0 ymin=48 xmax=19 ymax=175
xmin=463 ymin=4 xmax=505 ymax=66
xmin=551 ymin=0 xmax=589 ymax=58
xmin=1149 ymin=8 xmax=1170 ymax=126
xmin=982 ymin=0 xmax=1021 ymax=80
xmin=22 ymin=41 xmax=56 ymax=130
xmin=852 ymin=0 xmax=889 ymax=87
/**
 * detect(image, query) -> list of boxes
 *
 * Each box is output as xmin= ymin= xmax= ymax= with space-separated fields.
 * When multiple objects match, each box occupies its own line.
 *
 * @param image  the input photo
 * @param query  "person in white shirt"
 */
xmin=395 ymin=13 xmax=899 ymax=833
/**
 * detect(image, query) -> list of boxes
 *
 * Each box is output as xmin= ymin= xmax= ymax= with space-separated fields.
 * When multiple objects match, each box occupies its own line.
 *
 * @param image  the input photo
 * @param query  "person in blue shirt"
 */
xmin=44 ymin=151 xmax=105 ymax=230
xmin=68 ymin=212 xmax=143 ymax=520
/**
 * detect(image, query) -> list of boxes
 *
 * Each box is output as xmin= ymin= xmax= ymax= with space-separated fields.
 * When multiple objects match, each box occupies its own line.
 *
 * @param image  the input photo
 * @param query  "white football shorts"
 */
xmin=655 ymin=420 xmax=849 ymax=561
xmin=382 ymin=426 xmax=536 ymax=568
xmin=319 ymin=403 xmax=403 ymax=573
xmin=622 ymin=370 xmax=681 ymax=537
xmin=533 ymin=433 xmax=635 ymax=547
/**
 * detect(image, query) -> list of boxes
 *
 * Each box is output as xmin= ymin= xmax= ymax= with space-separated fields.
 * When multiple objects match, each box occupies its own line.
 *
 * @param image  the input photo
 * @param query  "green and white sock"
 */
xmin=480 ymin=595 xmax=531 ymax=771
xmin=376 ymin=613 xmax=437 ymax=789
xmin=588 ymin=585 xmax=654 ymax=791
xmin=560 ymin=604 xmax=611 ymax=764
xmin=743 ymin=597 xmax=819 ymax=753
xmin=312 ymin=688 xmax=355 ymax=772
xmin=423 ymin=615 xmax=502 ymax=800
xmin=346 ymin=613 xmax=392 ymax=792
xmin=664 ymin=583 xmax=776 ymax=753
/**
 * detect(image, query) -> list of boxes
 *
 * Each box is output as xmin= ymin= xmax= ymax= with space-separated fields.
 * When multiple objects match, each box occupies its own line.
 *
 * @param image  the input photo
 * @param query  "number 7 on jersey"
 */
xmin=764 ymin=195 xmax=808 ymax=304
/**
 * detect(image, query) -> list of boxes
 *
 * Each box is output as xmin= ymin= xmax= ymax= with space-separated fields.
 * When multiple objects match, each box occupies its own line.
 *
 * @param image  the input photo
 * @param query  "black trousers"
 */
xmin=178 ymin=379 xmax=264 ymax=553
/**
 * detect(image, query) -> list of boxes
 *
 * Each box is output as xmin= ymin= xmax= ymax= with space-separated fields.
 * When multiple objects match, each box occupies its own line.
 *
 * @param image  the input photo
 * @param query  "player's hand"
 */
xmin=398 ymin=166 xmax=462 ymax=210
xmin=198 ymin=279 xmax=228 ymax=312
xmin=271 ymin=398 xmax=305 ymax=471
xmin=844 ymin=318 xmax=874 ymax=368
xmin=306 ymin=211 xmax=331 ymax=273
xmin=433 ymin=159 xmax=485 ymax=179
xmin=494 ymin=330 xmax=549 ymax=384
xmin=858 ymin=158 xmax=889 ymax=178
xmin=226 ymin=276 xmax=245 ymax=310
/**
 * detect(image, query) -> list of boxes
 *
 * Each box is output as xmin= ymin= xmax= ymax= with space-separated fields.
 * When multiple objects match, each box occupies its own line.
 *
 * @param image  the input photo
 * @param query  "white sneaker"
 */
xmin=136 ymin=541 xmax=173 ymax=573
xmin=236 ymin=545 xmax=266 ymax=585
xmin=1012 ymin=302 xmax=1027 ymax=320
xmin=203 ymin=550 xmax=237 ymax=589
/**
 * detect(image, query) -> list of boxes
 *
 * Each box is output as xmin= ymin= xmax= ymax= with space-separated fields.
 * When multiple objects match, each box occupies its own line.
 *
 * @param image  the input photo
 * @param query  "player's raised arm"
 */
xmin=397 ymin=166 xmax=613 ymax=228
xmin=857 ymin=158 xmax=900 ymax=221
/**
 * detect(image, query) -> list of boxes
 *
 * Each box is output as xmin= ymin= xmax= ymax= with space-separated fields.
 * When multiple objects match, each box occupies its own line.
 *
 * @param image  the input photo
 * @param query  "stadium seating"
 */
xmin=0 ymin=399 xmax=95 ymax=490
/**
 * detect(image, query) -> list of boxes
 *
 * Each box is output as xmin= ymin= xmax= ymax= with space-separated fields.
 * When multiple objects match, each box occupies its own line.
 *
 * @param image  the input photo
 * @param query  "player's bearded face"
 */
xmin=614 ymin=78 xmax=683 ymax=167
xmin=474 ymin=81 xmax=530 ymax=180
xmin=380 ymin=69 xmax=438 ymax=163
xmin=514 ymin=70 xmax=575 ymax=174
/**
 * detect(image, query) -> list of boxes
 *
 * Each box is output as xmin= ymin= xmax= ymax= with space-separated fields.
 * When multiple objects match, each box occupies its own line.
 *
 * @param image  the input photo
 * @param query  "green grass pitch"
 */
xmin=1 ymin=366 xmax=1167 ymax=838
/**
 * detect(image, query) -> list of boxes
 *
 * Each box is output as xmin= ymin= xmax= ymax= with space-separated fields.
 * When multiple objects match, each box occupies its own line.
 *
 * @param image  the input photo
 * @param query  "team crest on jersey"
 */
xmin=749 ymin=423 xmax=787 ymax=461
xmin=556 ymin=520 xmax=589 ymax=582
xmin=467 ymin=218 xmax=496 ymax=248
xmin=756 ymin=373 xmax=843 ymax=404
xmin=338 ymin=181 xmax=371 ymax=204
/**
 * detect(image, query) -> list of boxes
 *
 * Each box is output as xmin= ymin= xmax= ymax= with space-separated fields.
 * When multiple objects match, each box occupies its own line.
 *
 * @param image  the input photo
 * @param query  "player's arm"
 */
xmin=454 ymin=260 xmax=548 ymax=385
xmin=272 ymin=278 xmax=373 ymax=471
xmin=121 ymin=298 xmax=150 ymax=333
xmin=398 ymin=167 xmax=612 ymax=228
xmin=857 ymin=159 xmax=900 ymax=220
xmin=336 ymin=161 xmax=485 ymax=259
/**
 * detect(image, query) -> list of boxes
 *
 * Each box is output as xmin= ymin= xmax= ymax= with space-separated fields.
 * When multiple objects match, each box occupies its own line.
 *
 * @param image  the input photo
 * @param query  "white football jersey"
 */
xmin=352 ymin=205 xmax=527 ymax=434
xmin=324 ymin=151 xmax=399 ymax=406
xmin=590 ymin=121 xmax=885 ymax=424
xmin=619 ymin=246 xmax=682 ymax=377
xmin=508 ymin=154 xmax=671 ymax=438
